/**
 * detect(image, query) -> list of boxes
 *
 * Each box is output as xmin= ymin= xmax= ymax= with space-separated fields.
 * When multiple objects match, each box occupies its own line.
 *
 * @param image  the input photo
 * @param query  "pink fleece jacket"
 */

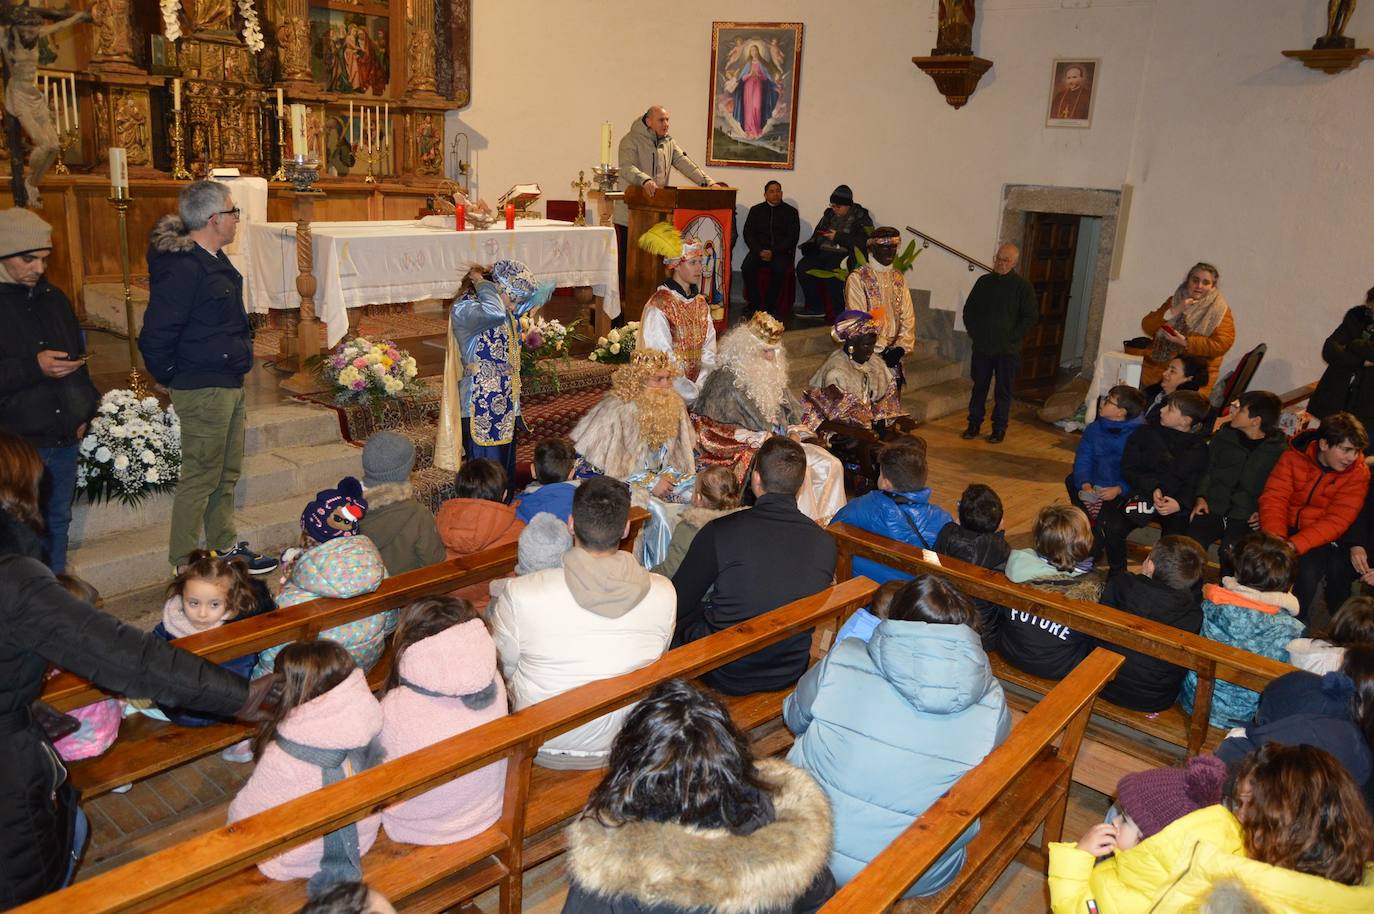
xmin=380 ymin=619 xmax=508 ymax=845
xmin=227 ymin=668 xmax=384 ymax=881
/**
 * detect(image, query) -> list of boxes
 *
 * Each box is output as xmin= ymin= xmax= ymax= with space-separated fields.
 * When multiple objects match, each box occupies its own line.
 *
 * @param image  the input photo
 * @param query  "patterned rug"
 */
xmin=252 ymin=311 xmax=450 ymax=358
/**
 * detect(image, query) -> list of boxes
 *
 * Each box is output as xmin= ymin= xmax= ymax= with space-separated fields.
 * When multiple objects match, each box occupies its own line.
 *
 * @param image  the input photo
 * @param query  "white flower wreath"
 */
xmin=237 ymin=0 xmax=264 ymax=53
xmin=160 ymin=0 xmax=182 ymax=41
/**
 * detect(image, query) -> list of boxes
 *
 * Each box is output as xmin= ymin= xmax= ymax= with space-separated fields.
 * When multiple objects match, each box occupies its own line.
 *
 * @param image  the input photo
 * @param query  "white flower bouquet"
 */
xmin=316 ymin=336 xmax=423 ymax=406
xmin=77 ymin=390 xmax=181 ymax=506
xmin=587 ymin=321 xmax=640 ymax=364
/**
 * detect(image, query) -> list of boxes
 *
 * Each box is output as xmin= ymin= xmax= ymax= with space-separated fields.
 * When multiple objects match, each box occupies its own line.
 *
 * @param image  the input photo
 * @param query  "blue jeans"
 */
xmin=967 ymin=352 xmax=1019 ymax=434
xmin=37 ymin=445 xmax=79 ymax=574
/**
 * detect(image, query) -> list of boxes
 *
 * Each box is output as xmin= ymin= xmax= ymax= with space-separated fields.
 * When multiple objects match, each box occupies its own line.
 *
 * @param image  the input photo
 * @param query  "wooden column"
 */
xmin=277 ymin=0 xmax=314 ymax=90
xmin=406 ymin=0 xmax=442 ymax=101
xmin=281 ymin=190 xmax=327 ymax=394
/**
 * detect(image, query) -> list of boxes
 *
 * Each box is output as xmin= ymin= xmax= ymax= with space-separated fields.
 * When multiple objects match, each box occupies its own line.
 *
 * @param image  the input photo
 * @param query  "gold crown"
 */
xmin=611 ymin=347 xmax=679 ymax=399
xmin=746 ymin=311 xmax=784 ymax=345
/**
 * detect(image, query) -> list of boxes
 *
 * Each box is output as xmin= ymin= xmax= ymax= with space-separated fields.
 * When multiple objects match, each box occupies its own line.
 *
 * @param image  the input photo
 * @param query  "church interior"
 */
xmin=6 ymin=0 xmax=1374 ymax=912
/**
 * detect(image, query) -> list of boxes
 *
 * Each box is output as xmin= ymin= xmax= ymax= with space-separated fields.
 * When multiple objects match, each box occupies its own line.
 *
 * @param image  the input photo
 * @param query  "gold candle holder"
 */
xmin=170 ymin=109 xmax=192 ymax=181
xmin=270 ymin=107 xmax=289 ymax=182
xmin=107 ymin=186 xmax=148 ymax=398
xmin=52 ymin=128 xmax=76 ymax=175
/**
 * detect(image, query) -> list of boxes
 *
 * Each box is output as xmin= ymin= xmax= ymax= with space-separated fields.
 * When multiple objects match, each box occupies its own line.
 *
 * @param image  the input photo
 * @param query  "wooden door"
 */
xmin=1016 ymin=212 xmax=1080 ymax=399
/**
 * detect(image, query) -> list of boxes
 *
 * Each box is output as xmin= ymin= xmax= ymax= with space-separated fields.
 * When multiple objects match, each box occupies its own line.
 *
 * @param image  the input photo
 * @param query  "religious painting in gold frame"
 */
xmin=705 ymin=21 xmax=802 ymax=170
xmin=1046 ymin=58 xmax=1098 ymax=128
xmin=309 ymin=3 xmax=391 ymax=97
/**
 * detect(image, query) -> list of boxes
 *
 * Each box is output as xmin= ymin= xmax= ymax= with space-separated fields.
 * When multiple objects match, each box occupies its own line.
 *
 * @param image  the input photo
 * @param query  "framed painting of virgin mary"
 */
xmin=705 ymin=22 xmax=803 ymax=169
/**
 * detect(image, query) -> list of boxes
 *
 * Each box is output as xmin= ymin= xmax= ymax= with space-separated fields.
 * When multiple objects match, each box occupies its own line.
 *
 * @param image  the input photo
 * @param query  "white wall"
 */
xmin=451 ymin=0 xmax=1374 ymax=392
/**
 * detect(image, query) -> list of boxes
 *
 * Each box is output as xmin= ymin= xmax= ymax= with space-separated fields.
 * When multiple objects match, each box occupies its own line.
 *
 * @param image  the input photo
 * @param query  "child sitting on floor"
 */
xmin=1180 ymin=531 xmax=1304 ymax=728
xmin=379 ymin=597 xmax=508 ymax=845
xmin=486 ymin=511 xmax=573 ymax=605
xmin=934 ymin=483 xmax=1012 ymax=649
xmin=653 ymin=465 xmax=743 ymax=579
xmin=1096 ymin=535 xmax=1206 ymax=712
xmin=357 ymin=430 xmax=446 ymax=576
xmin=152 ymin=551 xmax=275 ymax=726
xmin=229 ymin=640 xmax=385 ymax=894
xmin=512 ymin=438 xmax=578 ymax=524
xmin=1050 ymin=745 xmax=1374 ymax=913
xmin=1069 ymin=385 xmax=1147 ymax=521
xmin=998 ymin=504 xmax=1102 ymax=681
xmin=1287 ymin=595 xmax=1374 ymax=675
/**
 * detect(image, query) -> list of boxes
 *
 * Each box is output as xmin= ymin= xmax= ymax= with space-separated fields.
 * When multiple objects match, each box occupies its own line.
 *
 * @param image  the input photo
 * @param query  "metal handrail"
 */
xmin=905 ymin=225 xmax=993 ymax=273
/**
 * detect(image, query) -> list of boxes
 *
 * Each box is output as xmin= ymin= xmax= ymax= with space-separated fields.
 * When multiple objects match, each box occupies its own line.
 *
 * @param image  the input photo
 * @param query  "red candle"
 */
xmin=455 ymin=204 xmax=465 ymax=231
xmin=504 ymin=203 xmax=516 ymax=230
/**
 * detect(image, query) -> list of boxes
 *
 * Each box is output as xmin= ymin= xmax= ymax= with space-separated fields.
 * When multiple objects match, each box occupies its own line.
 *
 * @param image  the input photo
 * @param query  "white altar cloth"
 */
xmin=247 ymin=219 xmax=621 ymax=346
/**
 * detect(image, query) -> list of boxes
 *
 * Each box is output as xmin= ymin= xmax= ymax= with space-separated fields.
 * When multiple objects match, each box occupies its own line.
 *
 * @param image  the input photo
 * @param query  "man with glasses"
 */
xmin=139 ymin=180 xmax=276 ymax=575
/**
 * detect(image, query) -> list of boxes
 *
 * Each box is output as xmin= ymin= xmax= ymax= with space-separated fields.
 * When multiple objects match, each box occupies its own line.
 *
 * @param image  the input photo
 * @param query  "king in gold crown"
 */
xmin=746 ymin=311 xmax=784 ymax=346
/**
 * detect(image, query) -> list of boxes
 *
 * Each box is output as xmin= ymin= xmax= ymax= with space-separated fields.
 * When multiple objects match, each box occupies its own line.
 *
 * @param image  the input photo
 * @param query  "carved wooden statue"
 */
xmin=0 ymin=5 xmax=90 ymax=207
xmin=936 ymin=0 xmax=976 ymax=56
xmin=1317 ymin=0 xmax=1358 ymax=48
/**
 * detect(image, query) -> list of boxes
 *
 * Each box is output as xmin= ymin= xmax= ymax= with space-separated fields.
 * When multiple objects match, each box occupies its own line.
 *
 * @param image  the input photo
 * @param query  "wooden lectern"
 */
xmin=623 ymin=184 xmax=736 ymax=322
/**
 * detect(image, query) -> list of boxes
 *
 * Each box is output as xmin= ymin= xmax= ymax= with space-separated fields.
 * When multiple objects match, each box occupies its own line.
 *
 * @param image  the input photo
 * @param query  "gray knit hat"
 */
xmin=0 ymin=208 xmax=53 ymax=259
xmin=516 ymin=512 xmax=572 ymax=574
xmin=361 ymin=430 xmax=415 ymax=485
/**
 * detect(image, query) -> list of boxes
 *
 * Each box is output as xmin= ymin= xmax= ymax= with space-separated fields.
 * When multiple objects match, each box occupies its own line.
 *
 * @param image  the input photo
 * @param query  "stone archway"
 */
xmin=998 ymin=185 xmax=1121 ymax=369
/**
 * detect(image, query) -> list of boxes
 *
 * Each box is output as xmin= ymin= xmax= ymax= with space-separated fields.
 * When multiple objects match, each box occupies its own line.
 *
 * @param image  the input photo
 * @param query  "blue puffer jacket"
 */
xmin=1071 ymin=415 xmax=1145 ymax=489
xmin=785 ymin=620 xmax=1010 ymax=897
xmin=829 ymin=489 xmax=953 ymax=584
xmin=1179 ymin=580 xmax=1304 ymax=728
xmin=513 ymin=481 xmax=577 ymax=524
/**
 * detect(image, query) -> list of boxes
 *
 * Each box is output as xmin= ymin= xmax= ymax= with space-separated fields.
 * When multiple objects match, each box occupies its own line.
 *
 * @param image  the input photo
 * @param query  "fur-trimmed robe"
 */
xmin=561 ymin=758 xmax=836 ymax=914
xmin=571 ymin=391 xmax=696 ymax=481
xmin=694 ymin=365 xmax=803 ymax=433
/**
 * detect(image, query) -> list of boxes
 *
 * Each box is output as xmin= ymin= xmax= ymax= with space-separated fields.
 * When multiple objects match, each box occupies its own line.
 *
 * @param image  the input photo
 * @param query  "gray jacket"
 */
xmin=614 ymin=115 xmax=712 ymax=225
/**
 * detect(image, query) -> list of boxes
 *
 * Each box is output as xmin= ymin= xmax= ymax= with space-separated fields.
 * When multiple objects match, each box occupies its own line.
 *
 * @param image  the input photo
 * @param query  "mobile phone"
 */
xmin=66 ymin=352 xmax=89 ymax=362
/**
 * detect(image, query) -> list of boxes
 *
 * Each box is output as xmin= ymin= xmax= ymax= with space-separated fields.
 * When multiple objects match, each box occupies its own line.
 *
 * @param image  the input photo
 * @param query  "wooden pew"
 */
xmin=21 ymin=577 xmax=878 ymax=914
xmin=827 ymin=522 xmax=1295 ymax=791
xmin=45 ymin=509 xmax=649 ymax=798
xmin=819 ymin=648 xmax=1123 ymax=914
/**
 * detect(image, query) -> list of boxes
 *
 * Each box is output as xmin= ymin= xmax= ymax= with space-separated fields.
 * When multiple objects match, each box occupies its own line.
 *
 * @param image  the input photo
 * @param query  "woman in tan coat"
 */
xmin=1138 ymin=262 xmax=1235 ymax=395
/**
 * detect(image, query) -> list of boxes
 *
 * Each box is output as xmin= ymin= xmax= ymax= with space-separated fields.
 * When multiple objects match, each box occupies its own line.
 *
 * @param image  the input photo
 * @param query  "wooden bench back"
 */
xmin=22 ymin=576 xmax=879 ymax=914
xmin=818 ymin=648 xmax=1124 ymax=913
xmin=42 ymin=508 xmax=649 ymax=712
xmin=828 ymin=523 xmax=1294 ymax=753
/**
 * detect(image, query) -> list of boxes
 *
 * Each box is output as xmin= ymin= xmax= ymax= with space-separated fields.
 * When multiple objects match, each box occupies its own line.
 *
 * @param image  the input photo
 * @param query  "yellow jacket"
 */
xmin=1048 ymin=805 xmax=1374 ymax=914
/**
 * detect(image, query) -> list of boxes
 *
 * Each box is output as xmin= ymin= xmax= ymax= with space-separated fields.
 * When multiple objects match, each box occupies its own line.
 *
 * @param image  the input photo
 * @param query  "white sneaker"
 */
xmin=221 ymin=739 xmax=254 ymax=763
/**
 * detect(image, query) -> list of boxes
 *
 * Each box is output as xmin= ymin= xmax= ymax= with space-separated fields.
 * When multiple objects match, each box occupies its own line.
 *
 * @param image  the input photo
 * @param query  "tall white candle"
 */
xmin=362 ymin=106 xmax=369 ymax=149
xmin=382 ymin=102 xmax=388 ymax=146
xmin=276 ymin=88 xmax=284 ymax=117
xmin=600 ymin=121 xmax=612 ymax=167
xmin=57 ymin=83 xmax=66 ymax=133
xmin=290 ymin=103 xmax=306 ymax=157
xmin=68 ymin=75 xmax=76 ymax=132
xmin=172 ymin=77 xmax=181 ymax=112
xmin=109 ymin=147 xmax=128 ymax=191
xmin=349 ymin=100 xmax=354 ymax=145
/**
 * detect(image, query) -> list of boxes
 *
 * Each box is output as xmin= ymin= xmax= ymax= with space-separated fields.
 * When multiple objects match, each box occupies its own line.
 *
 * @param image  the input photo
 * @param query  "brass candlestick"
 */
xmin=170 ymin=109 xmax=192 ymax=180
xmin=270 ymin=108 xmax=289 ymax=182
xmin=52 ymin=127 xmax=76 ymax=175
xmin=363 ymin=141 xmax=377 ymax=183
xmin=571 ymin=170 xmax=590 ymax=226
xmin=107 ymin=186 xmax=148 ymax=397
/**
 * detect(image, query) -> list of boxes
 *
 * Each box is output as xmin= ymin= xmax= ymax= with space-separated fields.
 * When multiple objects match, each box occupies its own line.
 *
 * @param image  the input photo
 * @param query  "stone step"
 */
xmin=241 ymin=403 xmax=344 ymax=456
xmin=781 ymin=326 xmax=937 ymax=362
xmin=902 ymin=378 xmax=975 ymax=423
xmin=786 ymin=350 xmax=958 ymax=392
xmin=67 ymin=495 xmax=307 ymax=599
xmin=67 ymin=441 xmax=362 ymax=545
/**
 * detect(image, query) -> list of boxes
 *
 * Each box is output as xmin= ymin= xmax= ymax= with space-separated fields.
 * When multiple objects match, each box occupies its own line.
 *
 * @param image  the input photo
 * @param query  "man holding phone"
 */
xmin=0 ymin=207 xmax=99 ymax=572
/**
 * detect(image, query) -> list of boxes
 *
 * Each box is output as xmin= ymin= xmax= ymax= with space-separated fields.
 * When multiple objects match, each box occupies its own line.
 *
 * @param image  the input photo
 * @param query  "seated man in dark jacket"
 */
xmin=672 ymin=436 xmax=837 ymax=695
xmin=1097 ymin=390 xmax=1211 ymax=576
xmin=138 ymin=180 xmax=274 ymax=575
xmin=1095 ymin=535 xmax=1206 ymax=711
xmin=1309 ymin=286 xmax=1374 ymax=436
xmin=795 ymin=184 xmax=872 ymax=320
xmin=0 ymin=208 xmax=99 ymax=573
xmin=740 ymin=180 xmax=800 ymax=317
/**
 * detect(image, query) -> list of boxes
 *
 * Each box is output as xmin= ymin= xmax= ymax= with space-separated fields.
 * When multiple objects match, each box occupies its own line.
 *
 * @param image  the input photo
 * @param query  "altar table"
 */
xmin=247 ymin=219 xmax=621 ymax=346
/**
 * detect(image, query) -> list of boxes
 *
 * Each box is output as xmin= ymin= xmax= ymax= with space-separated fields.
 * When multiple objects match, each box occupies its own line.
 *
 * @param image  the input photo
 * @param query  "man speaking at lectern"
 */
xmin=614 ymin=105 xmax=722 ymax=283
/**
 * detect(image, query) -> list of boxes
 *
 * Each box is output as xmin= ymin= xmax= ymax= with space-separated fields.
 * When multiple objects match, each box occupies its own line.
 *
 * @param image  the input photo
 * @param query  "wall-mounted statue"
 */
xmin=0 ymin=4 xmax=90 ymax=206
xmin=1317 ymin=0 xmax=1357 ymax=49
xmin=935 ymin=0 xmax=976 ymax=56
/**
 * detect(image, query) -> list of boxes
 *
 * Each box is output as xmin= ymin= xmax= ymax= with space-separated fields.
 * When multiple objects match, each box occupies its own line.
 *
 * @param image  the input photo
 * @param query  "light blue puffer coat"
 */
xmin=784 ymin=620 xmax=1011 ymax=897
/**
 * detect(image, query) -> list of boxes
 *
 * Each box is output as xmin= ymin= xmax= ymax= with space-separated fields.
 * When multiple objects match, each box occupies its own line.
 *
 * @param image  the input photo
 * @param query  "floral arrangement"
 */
xmin=519 ymin=314 xmax=583 ymax=391
xmin=587 ymin=321 xmax=640 ymax=364
xmin=237 ymin=0 xmax=265 ymax=53
xmin=160 ymin=0 xmax=182 ymax=41
xmin=77 ymin=390 xmax=181 ymax=506
xmin=316 ymin=336 xmax=422 ymax=406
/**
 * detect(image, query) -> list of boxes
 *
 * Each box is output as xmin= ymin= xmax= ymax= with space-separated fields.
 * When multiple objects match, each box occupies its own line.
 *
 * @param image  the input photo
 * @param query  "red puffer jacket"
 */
xmin=1258 ymin=432 xmax=1371 ymax=555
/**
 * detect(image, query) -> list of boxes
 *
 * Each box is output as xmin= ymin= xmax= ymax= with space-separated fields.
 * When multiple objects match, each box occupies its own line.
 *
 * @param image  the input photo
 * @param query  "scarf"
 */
xmin=1148 ymin=285 xmax=1228 ymax=365
xmin=274 ymin=734 xmax=386 ymax=897
xmin=399 ymin=676 xmax=500 ymax=710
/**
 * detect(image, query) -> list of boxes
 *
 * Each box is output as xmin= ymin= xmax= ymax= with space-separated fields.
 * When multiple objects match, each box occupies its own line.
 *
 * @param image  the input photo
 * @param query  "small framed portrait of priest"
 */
xmin=1046 ymin=59 xmax=1098 ymax=128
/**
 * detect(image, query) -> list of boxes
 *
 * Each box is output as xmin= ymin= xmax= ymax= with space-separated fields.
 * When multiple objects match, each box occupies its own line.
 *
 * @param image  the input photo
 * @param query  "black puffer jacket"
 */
xmin=138 ymin=215 xmax=252 ymax=390
xmin=1310 ymin=304 xmax=1374 ymax=430
xmin=0 ymin=556 xmax=247 ymax=907
xmin=933 ymin=522 xmax=1010 ymax=649
xmin=0 ymin=506 xmax=46 ymax=563
xmin=1094 ymin=572 xmax=1202 ymax=712
xmin=0 ymin=277 xmax=99 ymax=447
